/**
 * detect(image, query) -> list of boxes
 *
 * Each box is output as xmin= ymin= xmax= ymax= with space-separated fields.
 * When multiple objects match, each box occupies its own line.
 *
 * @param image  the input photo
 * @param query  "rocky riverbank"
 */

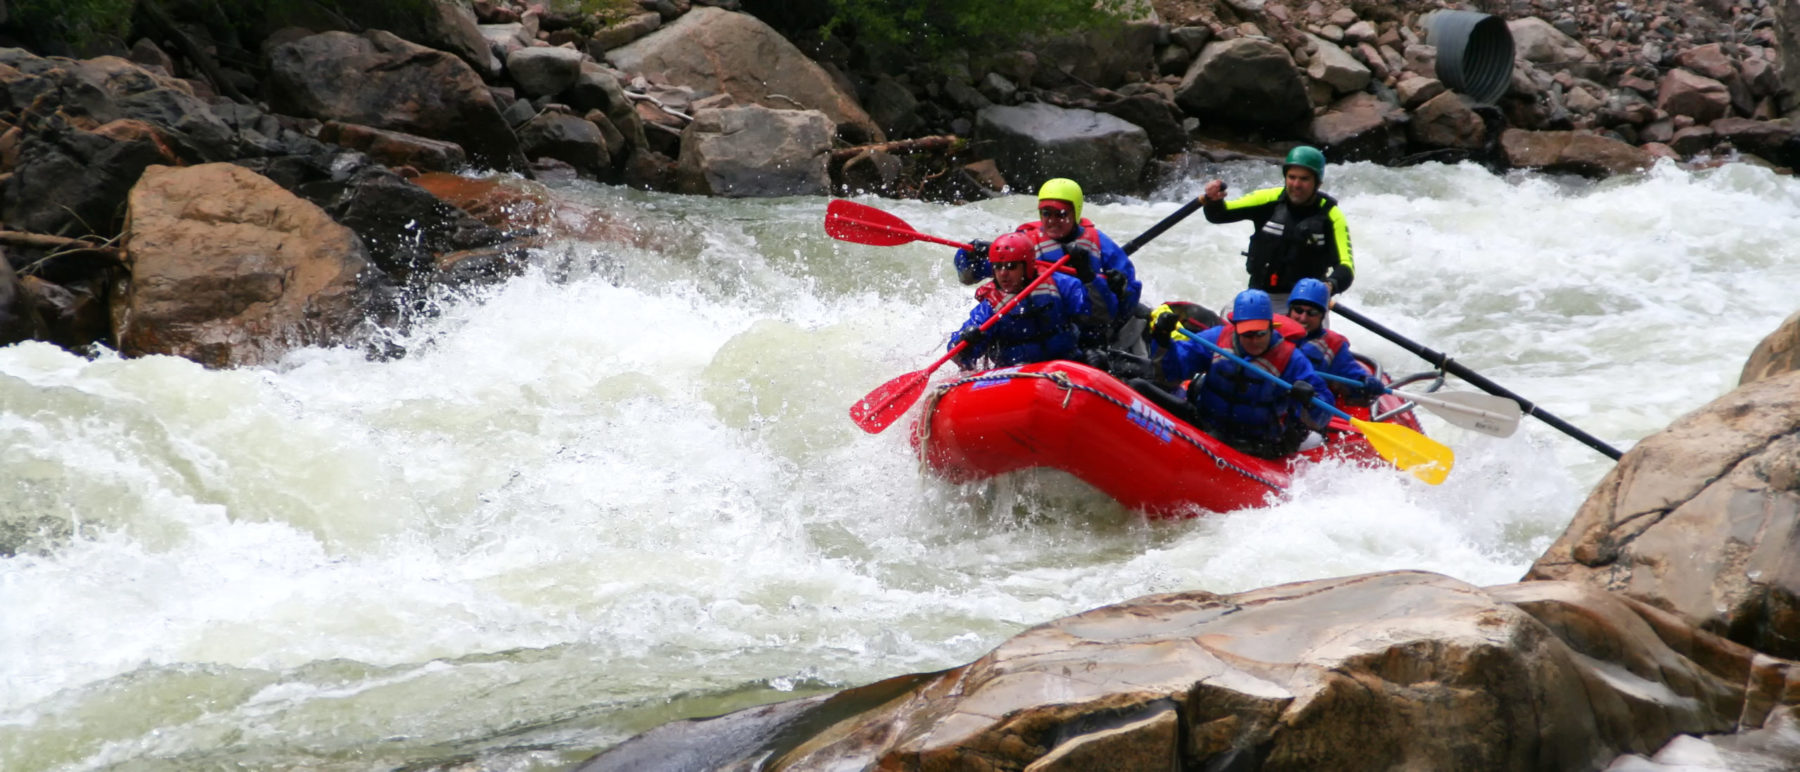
xmin=3 ymin=0 xmax=1798 ymax=368
xmin=576 ymin=311 xmax=1800 ymax=769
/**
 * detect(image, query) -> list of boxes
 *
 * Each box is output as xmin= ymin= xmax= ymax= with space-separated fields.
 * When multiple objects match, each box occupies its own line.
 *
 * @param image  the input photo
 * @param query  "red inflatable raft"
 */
xmin=909 ymin=360 xmax=1427 ymax=517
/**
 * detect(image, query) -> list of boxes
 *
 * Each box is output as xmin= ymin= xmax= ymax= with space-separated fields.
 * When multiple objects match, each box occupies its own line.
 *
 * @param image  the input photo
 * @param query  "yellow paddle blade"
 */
xmin=1350 ymin=418 xmax=1454 ymax=485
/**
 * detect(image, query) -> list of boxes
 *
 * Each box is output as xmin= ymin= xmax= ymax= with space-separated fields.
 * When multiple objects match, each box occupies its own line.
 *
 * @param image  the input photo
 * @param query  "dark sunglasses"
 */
xmin=1239 ymin=329 xmax=1271 ymax=339
xmin=992 ymin=261 xmax=1028 ymax=271
xmin=1038 ymin=207 xmax=1072 ymax=220
xmin=1287 ymin=305 xmax=1323 ymax=319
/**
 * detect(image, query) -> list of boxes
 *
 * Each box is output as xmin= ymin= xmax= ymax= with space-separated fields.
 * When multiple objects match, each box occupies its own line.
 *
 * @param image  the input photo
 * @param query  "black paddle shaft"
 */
xmin=1119 ymin=196 xmax=1204 ymax=256
xmin=1332 ymin=302 xmax=1624 ymax=461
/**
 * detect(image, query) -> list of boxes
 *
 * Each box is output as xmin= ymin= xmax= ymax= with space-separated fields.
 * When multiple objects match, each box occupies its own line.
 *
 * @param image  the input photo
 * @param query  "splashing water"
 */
xmin=3 ymin=160 xmax=1797 ymax=770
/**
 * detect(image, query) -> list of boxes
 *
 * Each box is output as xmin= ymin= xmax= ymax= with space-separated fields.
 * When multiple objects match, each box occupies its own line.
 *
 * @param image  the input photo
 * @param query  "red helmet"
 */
xmin=988 ymin=232 xmax=1037 ymax=275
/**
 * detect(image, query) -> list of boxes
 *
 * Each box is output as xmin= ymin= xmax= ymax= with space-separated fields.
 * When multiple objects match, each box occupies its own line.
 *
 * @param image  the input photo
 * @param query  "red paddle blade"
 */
xmin=825 ymin=199 xmax=921 ymax=247
xmin=849 ymin=369 xmax=931 ymax=433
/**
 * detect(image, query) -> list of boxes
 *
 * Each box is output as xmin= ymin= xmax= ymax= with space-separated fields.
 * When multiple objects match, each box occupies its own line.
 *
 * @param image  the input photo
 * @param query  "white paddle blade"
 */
xmin=1403 ymin=390 xmax=1522 ymax=438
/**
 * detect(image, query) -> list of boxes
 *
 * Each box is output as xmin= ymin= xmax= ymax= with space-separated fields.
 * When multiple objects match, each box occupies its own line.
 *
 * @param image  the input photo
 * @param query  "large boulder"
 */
xmin=1741 ymin=310 xmax=1800 ymax=386
xmin=1499 ymin=129 xmax=1654 ymax=178
xmin=3 ymin=116 xmax=182 ymax=238
xmin=1176 ymin=37 xmax=1313 ymax=131
xmin=115 ymin=164 xmax=372 ymax=368
xmin=604 ymin=7 xmax=882 ymax=143
xmin=1029 ymin=13 xmax=1161 ymax=89
xmin=579 ymin=571 xmax=1798 ymax=771
xmin=675 ymin=105 xmax=832 ymax=197
xmin=0 ymin=52 xmax=234 ymax=237
xmin=1658 ymin=68 xmax=1733 ymax=125
xmin=265 ymin=30 xmax=523 ymax=170
xmin=1310 ymin=92 xmax=1405 ymax=162
xmin=1528 ymin=365 xmax=1800 ymax=660
xmin=975 ymin=102 xmax=1152 ymax=195
xmin=1508 ymin=17 xmax=1602 ymax=80
xmin=1410 ymin=91 xmax=1489 ymax=149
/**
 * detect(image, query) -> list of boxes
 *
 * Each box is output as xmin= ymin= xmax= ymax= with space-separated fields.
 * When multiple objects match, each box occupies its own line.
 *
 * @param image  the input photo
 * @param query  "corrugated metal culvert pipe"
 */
xmin=1427 ymin=10 xmax=1515 ymax=104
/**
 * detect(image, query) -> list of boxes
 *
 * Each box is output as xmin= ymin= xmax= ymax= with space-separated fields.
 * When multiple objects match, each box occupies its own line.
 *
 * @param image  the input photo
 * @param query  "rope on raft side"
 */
xmin=919 ymin=370 xmax=1285 ymax=493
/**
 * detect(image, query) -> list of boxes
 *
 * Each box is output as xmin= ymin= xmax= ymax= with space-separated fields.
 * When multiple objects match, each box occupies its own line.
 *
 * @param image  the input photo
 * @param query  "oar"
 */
xmin=1315 ymin=373 xmax=1521 ymax=437
xmin=825 ymin=199 xmax=976 ymax=250
xmin=1119 ymin=192 xmax=1207 ymax=255
xmin=850 ymin=254 xmax=1075 ymax=433
xmin=824 ymin=199 xmax=1077 ymax=275
xmin=1329 ymin=301 xmax=1622 ymax=460
xmin=1190 ymin=336 xmax=1454 ymax=484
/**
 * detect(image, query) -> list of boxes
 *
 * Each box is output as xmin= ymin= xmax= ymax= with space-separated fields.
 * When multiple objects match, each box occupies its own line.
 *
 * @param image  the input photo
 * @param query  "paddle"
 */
xmin=1329 ymin=302 xmax=1622 ymax=460
xmin=825 ymin=199 xmax=1081 ymax=276
xmin=1314 ymin=373 xmax=1521 ymax=438
xmin=825 ymin=199 xmax=976 ymax=250
xmin=850 ymin=254 xmax=1075 ymax=433
xmin=1190 ymin=336 xmax=1454 ymax=484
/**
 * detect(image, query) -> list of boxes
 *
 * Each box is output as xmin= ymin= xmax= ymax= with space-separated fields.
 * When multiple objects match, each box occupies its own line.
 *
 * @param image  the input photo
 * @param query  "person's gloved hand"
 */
xmin=1150 ymin=311 xmax=1178 ymax=347
xmin=1103 ymin=268 xmax=1127 ymax=296
xmin=957 ymin=325 xmax=988 ymax=349
xmin=969 ymin=239 xmax=990 ymax=260
xmin=1288 ymin=380 xmax=1316 ymax=405
xmin=1361 ymin=375 xmax=1387 ymax=395
xmin=1066 ymin=247 xmax=1096 ymax=283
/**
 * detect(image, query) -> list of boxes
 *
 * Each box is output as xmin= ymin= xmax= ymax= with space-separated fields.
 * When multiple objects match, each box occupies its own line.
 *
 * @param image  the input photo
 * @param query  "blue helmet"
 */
xmin=1288 ymin=277 xmax=1331 ymax=313
xmin=1231 ymin=289 xmax=1273 ymax=332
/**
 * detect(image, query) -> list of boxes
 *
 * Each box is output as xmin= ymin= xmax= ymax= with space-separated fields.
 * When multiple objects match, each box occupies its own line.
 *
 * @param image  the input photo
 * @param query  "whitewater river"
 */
xmin=4 ymin=159 xmax=1798 ymax=771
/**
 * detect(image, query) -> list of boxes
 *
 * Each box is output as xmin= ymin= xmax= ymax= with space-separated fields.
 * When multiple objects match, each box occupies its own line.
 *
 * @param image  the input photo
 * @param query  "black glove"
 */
xmin=1361 ymin=376 xmax=1386 ymax=395
xmin=1150 ymin=311 xmax=1178 ymax=347
xmin=1288 ymin=380 xmax=1316 ymax=405
xmin=957 ymin=325 xmax=988 ymax=349
xmin=1328 ymin=265 xmax=1353 ymax=294
xmin=1066 ymin=246 xmax=1096 ymax=283
xmin=1103 ymin=268 xmax=1127 ymax=296
xmin=970 ymin=239 xmax=990 ymax=260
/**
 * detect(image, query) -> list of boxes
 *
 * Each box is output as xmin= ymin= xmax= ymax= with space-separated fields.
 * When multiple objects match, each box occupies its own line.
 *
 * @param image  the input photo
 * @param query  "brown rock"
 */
xmin=318 ymin=121 xmax=468 ymax=172
xmin=115 ymin=164 xmax=371 ymax=368
xmin=582 ymin=571 xmax=1792 ymax=771
xmin=604 ymin=7 xmax=883 ymax=143
xmin=1657 ymin=68 xmax=1732 ymax=124
xmin=1408 ymin=91 xmax=1486 ymax=149
xmin=1527 ymin=369 xmax=1800 ymax=659
xmin=1741 ymin=311 xmax=1800 ymax=386
xmin=1501 ymin=129 xmax=1655 ymax=178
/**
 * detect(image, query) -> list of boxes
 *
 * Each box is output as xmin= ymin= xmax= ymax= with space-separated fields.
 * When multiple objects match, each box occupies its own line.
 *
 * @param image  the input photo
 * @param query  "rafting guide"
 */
xmin=1198 ymin=145 xmax=1357 ymax=311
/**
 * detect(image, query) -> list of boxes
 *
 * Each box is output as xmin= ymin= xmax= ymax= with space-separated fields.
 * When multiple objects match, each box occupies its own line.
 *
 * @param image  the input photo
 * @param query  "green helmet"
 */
xmin=1283 ymin=145 xmax=1327 ymax=183
xmin=1037 ymin=178 xmax=1084 ymax=220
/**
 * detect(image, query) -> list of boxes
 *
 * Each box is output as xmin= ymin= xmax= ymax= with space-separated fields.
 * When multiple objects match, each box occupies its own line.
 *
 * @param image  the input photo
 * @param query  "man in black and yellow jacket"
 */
xmin=1197 ymin=146 xmax=1355 ymax=312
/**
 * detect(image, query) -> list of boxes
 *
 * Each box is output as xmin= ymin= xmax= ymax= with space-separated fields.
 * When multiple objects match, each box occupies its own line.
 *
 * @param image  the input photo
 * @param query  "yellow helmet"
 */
xmin=1037 ymin=178 xmax=1084 ymax=221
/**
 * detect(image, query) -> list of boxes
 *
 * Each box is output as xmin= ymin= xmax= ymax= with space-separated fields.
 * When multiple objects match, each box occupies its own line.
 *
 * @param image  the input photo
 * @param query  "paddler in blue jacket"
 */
xmin=1283 ymin=278 xmax=1385 ymax=403
xmin=952 ymin=178 xmax=1144 ymax=351
xmin=949 ymin=231 xmax=1086 ymax=369
xmin=1163 ymin=290 xmax=1335 ymax=458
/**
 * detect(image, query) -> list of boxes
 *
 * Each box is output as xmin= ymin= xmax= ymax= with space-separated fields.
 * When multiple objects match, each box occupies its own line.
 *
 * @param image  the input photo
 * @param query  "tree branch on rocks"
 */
xmin=829 ymin=135 xmax=961 ymax=161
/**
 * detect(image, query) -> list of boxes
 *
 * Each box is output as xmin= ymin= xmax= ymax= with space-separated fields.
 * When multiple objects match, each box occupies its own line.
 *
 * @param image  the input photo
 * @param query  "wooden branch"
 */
xmin=0 ymin=230 xmax=117 ymax=253
xmin=831 ymin=135 xmax=961 ymax=162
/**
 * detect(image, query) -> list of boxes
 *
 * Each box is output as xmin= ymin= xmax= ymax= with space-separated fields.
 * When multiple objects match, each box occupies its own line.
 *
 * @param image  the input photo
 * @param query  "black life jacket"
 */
xmin=1245 ymin=195 xmax=1338 ymax=294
